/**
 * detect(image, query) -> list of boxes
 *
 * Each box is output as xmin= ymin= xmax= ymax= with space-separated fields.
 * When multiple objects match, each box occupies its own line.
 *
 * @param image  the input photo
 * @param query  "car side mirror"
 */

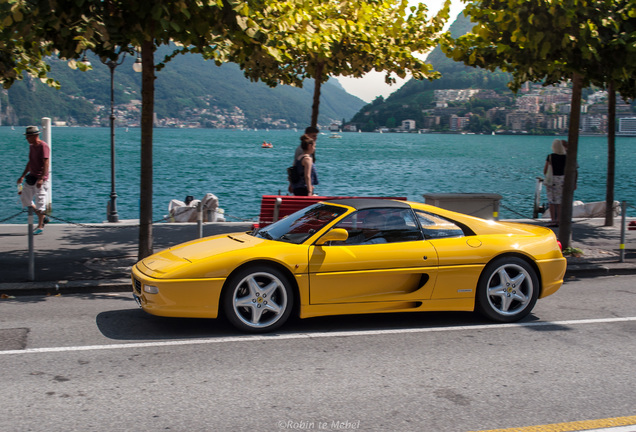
xmin=315 ymin=228 xmax=349 ymax=245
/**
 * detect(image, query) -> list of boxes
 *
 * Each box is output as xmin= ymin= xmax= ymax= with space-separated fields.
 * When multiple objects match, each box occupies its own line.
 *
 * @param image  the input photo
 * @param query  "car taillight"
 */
xmin=557 ymin=240 xmax=563 ymax=251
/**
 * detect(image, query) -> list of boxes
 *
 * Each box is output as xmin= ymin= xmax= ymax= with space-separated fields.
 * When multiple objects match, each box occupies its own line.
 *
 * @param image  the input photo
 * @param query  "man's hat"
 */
xmin=25 ymin=126 xmax=40 ymax=136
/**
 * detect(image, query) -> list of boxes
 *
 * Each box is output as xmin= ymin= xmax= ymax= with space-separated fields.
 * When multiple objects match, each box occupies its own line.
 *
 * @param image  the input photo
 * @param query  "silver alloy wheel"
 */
xmin=231 ymin=271 xmax=289 ymax=329
xmin=484 ymin=263 xmax=534 ymax=317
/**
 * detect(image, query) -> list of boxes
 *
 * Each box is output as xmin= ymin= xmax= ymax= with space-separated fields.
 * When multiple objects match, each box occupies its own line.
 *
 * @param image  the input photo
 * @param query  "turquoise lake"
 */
xmin=2 ymin=126 xmax=636 ymax=224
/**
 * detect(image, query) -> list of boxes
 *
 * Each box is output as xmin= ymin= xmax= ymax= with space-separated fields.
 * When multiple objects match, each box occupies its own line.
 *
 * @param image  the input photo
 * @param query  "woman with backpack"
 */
xmin=291 ymin=134 xmax=319 ymax=196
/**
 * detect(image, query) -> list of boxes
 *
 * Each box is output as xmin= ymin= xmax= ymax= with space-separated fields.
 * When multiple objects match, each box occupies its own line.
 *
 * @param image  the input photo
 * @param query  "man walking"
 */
xmin=17 ymin=126 xmax=50 ymax=235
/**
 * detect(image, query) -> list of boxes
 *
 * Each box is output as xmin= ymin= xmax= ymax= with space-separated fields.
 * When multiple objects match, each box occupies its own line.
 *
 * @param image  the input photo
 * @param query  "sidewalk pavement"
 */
xmin=0 ymin=221 xmax=253 ymax=295
xmin=1 ymin=218 xmax=635 ymax=295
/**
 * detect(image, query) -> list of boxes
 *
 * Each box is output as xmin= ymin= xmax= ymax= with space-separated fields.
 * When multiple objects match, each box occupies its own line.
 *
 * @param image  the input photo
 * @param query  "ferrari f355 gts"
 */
xmin=132 ymin=199 xmax=566 ymax=332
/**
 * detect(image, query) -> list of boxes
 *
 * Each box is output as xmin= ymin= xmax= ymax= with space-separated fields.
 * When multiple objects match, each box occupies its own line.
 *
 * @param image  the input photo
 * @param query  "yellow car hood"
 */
xmin=170 ymin=233 xmax=260 ymax=261
xmin=138 ymin=232 xmax=263 ymax=276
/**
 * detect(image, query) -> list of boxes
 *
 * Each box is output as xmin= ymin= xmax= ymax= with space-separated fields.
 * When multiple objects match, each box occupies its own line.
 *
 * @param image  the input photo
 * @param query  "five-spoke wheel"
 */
xmin=223 ymin=266 xmax=294 ymax=332
xmin=476 ymin=257 xmax=539 ymax=322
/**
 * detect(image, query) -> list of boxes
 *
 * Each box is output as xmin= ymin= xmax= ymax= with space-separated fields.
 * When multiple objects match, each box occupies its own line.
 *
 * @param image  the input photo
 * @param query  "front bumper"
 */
xmin=131 ymin=265 xmax=226 ymax=319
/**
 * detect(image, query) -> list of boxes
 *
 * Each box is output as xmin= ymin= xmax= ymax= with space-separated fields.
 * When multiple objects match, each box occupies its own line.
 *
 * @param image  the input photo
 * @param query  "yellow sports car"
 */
xmin=132 ymin=199 xmax=566 ymax=333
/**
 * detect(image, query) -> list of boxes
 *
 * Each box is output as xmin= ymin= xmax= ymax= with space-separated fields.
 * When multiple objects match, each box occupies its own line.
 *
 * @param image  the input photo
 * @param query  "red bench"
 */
xmin=256 ymin=195 xmax=407 ymax=228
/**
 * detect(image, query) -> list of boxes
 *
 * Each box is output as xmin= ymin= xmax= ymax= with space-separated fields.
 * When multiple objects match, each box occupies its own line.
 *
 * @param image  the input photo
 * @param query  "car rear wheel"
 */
xmin=475 ymin=257 xmax=539 ymax=322
xmin=223 ymin=266 xmax=294 ymax=333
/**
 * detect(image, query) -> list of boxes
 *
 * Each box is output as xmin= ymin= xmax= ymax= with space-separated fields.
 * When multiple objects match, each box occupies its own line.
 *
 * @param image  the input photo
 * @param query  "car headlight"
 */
xmin=143 ymin=285 xmax=159 ymax=294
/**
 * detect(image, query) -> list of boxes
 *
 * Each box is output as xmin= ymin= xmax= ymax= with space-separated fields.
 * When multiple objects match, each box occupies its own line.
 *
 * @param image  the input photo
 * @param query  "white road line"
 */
xmin=1 ymin=316 xmax=635 ymax=356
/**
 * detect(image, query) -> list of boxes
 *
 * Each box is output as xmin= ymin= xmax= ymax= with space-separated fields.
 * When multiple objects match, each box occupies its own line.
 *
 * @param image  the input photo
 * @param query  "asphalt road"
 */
xmin=1 ymin=276 xmax=635 ymax=432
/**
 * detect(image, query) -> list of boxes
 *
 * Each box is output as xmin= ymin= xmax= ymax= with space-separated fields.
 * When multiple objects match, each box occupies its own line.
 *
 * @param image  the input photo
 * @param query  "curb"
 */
xmin=3 ymin=264 xmax=636 ymax=296
xmin=0 ymin=278 xmax=131 ymax=296
xmin=565 ymin=263 xmax=636 ymax=278
xmin=565 ymin=264 xmax=613 ymax=278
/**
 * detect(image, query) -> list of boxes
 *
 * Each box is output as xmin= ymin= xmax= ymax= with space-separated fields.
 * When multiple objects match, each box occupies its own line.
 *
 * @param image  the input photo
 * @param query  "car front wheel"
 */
xmin=223 ymin=266 xmax=294 ymax=333
xmin=476 ymin=257 xmax=539 ymax=322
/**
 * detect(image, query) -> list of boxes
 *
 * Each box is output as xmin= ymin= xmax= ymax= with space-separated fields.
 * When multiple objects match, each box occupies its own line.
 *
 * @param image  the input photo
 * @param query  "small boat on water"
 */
xmin=329 ymin=133 xmax=342 ymax=139
xmin=261 ymin=141 xmax=273 ymax=148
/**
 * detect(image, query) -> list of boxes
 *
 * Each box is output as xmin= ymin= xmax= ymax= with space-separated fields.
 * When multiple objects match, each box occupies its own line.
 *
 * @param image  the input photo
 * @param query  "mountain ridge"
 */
xmin=0 ymin=48 xmax=365 ymax=129
xmin=347 ymin=13 xmax=517 ymax=131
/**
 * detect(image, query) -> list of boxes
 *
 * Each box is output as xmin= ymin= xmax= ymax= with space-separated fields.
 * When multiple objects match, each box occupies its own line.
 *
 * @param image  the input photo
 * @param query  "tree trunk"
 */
xmin=605 ymin=81 xmax=616 ymax=226
xmin=559 ymin=73 xmax=584 ymax=249
xmin=138 ymin=40 xmax=155 ymax=260
xmin=310 ymin=62 xmax=324 ymax=128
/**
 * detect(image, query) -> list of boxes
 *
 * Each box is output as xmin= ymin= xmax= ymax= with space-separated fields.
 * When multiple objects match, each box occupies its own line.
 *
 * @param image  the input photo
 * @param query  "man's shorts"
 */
xmin=20 ymin=180 xmax=49 ymax=212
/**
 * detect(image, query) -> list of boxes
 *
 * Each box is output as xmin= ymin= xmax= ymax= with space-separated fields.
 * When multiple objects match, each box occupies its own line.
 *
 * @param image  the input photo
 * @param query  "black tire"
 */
xmin=222 ymin=265 xmax=294 ymax=333
xmin=475 ymin=256 xmax=539 ymax=322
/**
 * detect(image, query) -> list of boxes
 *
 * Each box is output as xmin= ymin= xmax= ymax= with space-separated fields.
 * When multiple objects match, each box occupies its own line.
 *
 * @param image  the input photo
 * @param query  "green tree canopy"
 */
xmin=442 ymin=0 xmax=636 ymax=247
xmin=226 ymin=0 xmax=452 ymax=127
xmin=0 ymin=0 xmax=282 ymax=258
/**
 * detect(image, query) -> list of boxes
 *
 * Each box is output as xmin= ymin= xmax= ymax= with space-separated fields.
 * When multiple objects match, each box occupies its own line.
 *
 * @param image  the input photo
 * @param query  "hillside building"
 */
xmin=506 ymin=113 xmax=546 ymax=131
xmin=434 ymin=89 xmax=481 ymax=104
xmin=450 ymin=114 xmax=470 ymax=131
xmin=420 ymin=116 xmax=441 ymax=129
xmin=400 ymin=119 xmax=417 ymax=131
xmin=515 ymin=94 xmax=541 ymax=114
xmin=343 ymin=124 xmax=358 ymax=132
xmin=544 ymin=115 xmax=569 ymax=131
xmin=619 ymin=118 xmax=636 ymax=135
xmin=580 ymin=115 xmax=606 ymax=133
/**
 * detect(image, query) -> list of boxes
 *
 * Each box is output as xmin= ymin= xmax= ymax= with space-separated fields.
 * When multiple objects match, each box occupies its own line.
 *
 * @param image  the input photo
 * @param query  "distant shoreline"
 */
xmin=1 ymin=125 xmax=629 ymax=137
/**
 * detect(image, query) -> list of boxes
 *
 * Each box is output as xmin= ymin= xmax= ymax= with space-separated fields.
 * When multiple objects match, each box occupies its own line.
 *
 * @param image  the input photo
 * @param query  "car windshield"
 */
xmin=252 ymin=203 xmax=348 ymax=244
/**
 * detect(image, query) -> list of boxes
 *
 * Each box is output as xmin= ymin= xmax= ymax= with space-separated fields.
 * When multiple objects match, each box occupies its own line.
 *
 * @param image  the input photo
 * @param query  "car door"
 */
xmin=308 ymin=208 xmax=438 ymax=304
xmin=415 ymin=209 xmax=485 ymax=300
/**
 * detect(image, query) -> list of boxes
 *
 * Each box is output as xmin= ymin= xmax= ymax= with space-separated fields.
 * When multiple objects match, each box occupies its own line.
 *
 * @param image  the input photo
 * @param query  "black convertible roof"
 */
xmin=325 ymin=199 xmax=410 ymax=210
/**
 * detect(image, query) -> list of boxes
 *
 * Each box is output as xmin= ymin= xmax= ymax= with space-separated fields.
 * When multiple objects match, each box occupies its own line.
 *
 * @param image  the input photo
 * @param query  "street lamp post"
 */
xmin=101 ymin=54 xmax=127 ymax=223
xmin=83 ymin=50 xmax=141 ymax=223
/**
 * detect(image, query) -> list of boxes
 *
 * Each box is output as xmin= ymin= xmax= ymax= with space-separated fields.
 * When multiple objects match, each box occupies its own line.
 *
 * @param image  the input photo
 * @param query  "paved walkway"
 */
xmin=0 ymin=221 xmax=252 ymax=293
xmin=1 ymin=218 xmax=635 ymax=295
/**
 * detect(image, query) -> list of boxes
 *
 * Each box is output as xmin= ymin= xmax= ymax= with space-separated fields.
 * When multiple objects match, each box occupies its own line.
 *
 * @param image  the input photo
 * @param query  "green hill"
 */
xmin=0 ymin=47 xmax=365 ymax=129
xmin=348 ymin=13 xmax=513 ymax=131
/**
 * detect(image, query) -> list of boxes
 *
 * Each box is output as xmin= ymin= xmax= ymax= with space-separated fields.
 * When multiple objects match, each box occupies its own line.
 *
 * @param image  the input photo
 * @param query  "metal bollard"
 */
xmin=197 ymin=201 xmax=203 ymax=239
xmin=273 ymin=197 xmax=282 ymax=223
xmin=28 ymin=207 xmax=35 ymax=281
xmin=533 ymin=177 xmax=544 ymax=219
xmin=620 ymin=201 xmax=627 ymax=263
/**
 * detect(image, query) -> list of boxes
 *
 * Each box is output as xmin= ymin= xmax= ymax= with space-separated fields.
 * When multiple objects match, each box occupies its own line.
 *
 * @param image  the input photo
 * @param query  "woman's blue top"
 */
xmin=293 ymin=155 xmax=319 ymax=188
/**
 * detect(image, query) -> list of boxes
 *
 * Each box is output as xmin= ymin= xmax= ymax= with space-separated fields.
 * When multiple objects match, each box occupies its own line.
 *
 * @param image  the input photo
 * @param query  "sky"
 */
xmin=336 ymin=0 xmax=464 ymax=103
